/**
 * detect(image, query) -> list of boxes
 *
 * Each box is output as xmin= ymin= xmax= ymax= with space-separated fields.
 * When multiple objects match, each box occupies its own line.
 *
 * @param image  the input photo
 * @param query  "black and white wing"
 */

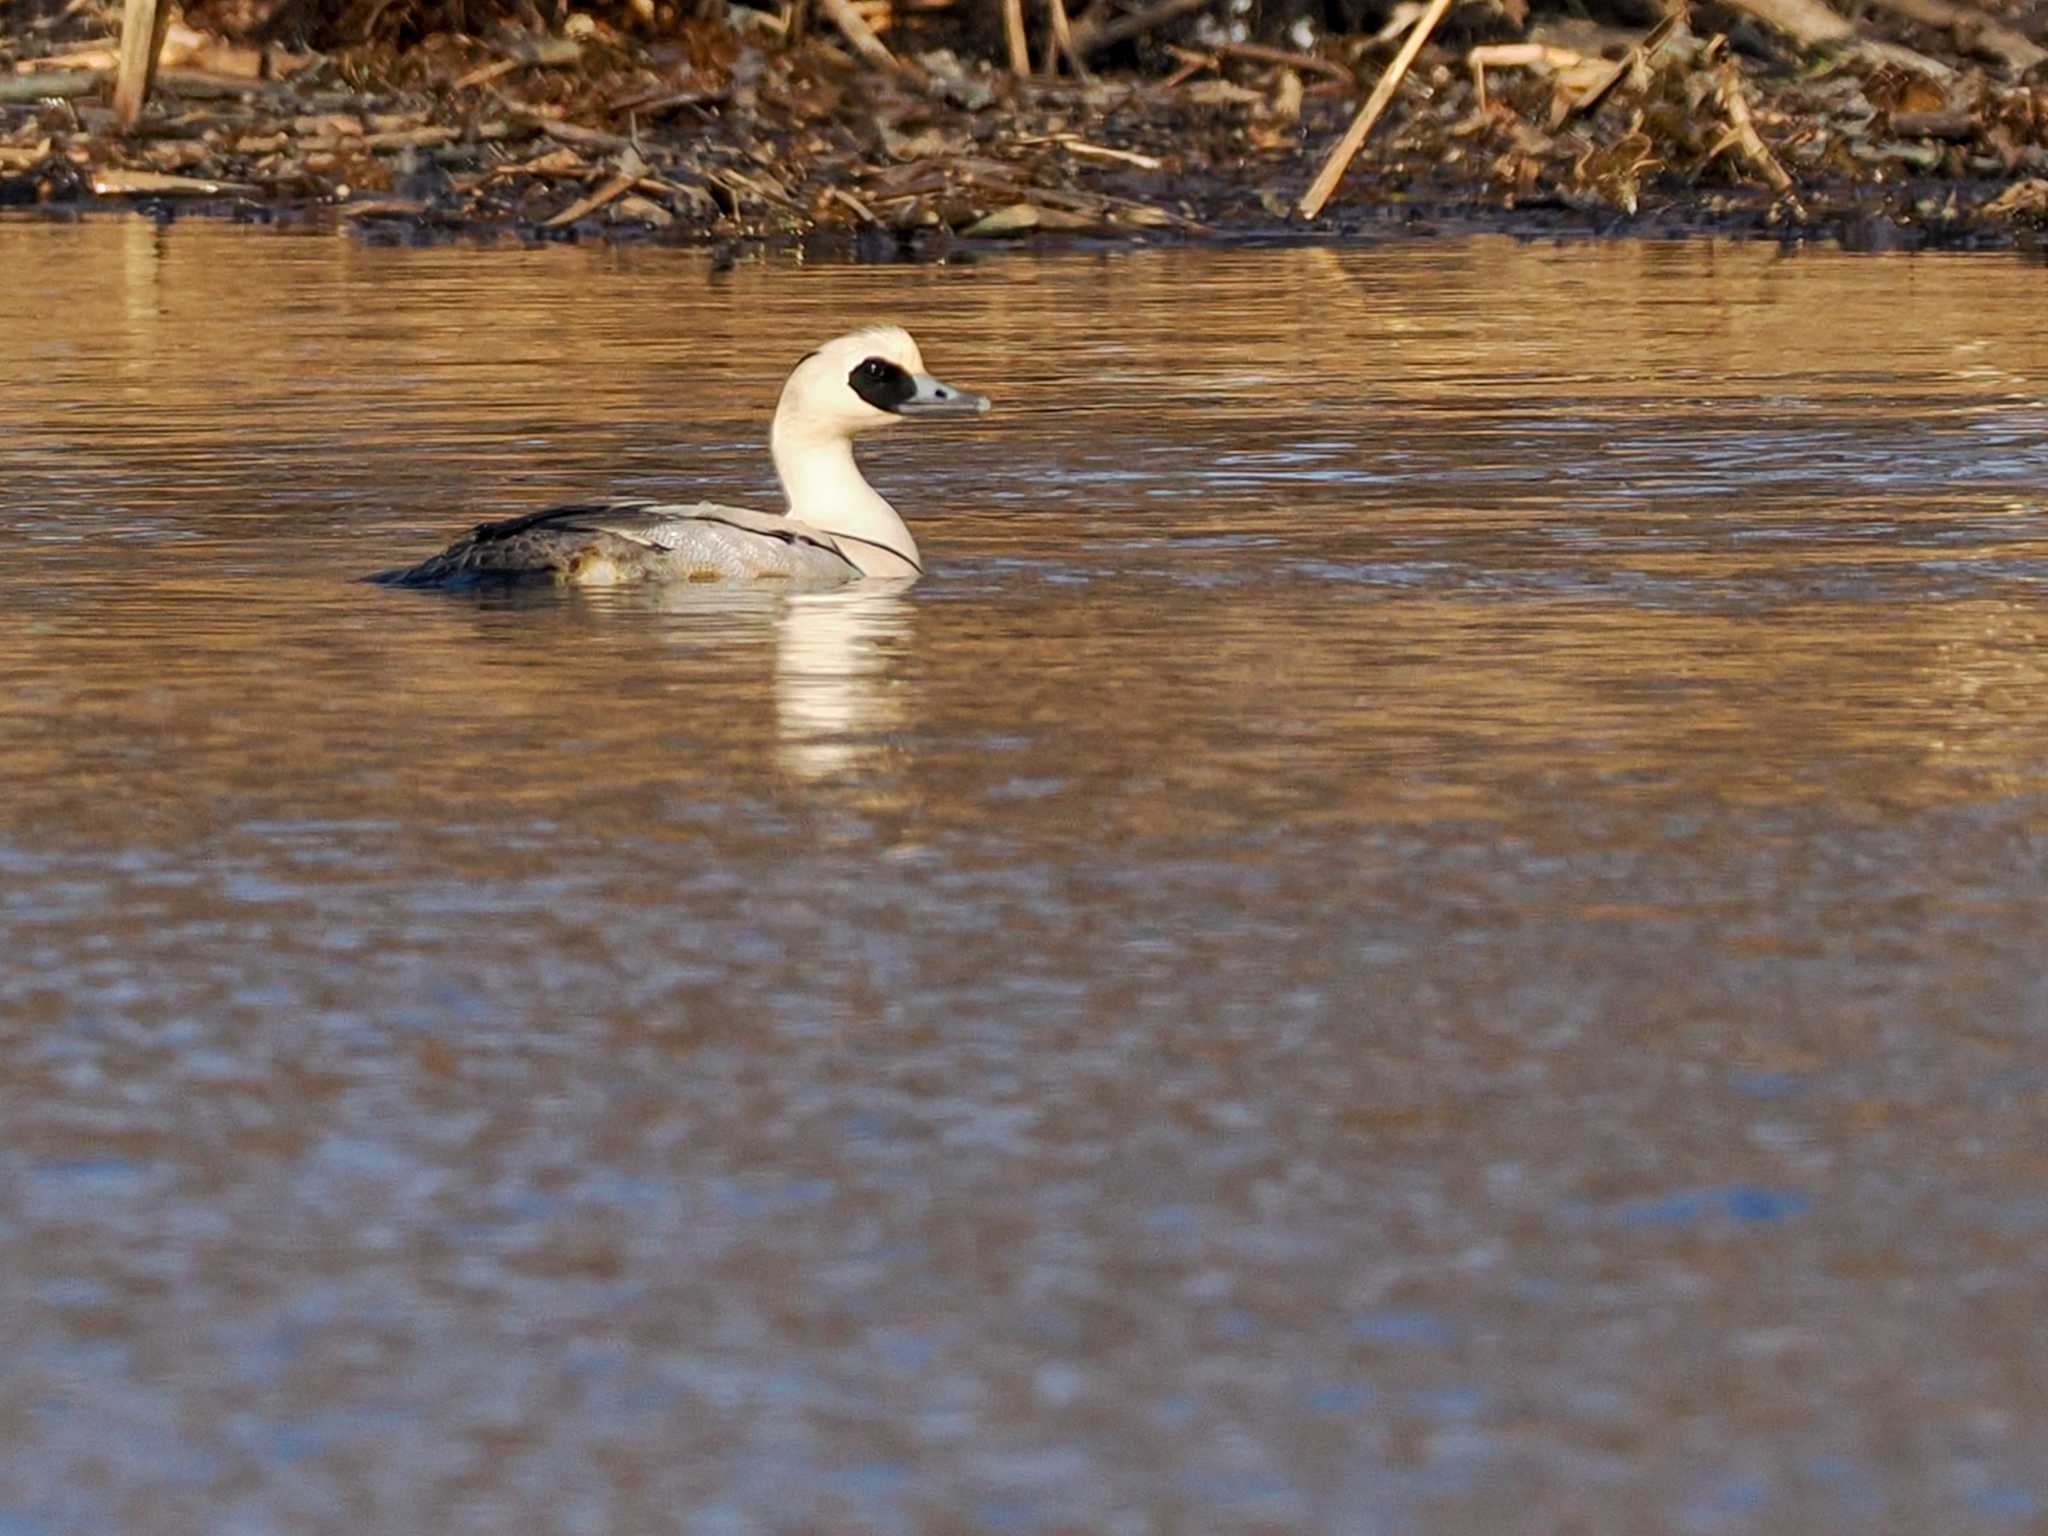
xmin=371 ymin=501 xmax=863 ymax=588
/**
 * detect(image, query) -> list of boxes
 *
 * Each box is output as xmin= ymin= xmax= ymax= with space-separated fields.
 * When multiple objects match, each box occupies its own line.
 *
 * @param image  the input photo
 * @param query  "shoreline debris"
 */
xmin=4 ymin=0 xmax=2048 ymax=249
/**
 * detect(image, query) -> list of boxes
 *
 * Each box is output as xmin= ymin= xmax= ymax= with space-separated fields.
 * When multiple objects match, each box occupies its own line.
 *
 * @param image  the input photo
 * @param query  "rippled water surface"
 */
xmin=7 ymin=221 xmax=2048 ymax=1534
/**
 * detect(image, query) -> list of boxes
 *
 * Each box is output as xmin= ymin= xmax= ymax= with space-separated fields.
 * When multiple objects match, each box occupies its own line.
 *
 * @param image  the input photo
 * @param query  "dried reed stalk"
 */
xmin=1003 ymin=0 xmax=1030 ymax=74
xmin=113 ymin=0 xmax=171 ymax=129
xmin=819 ymin=0 xmax=900 ymax=70
xmin=1296 ymin=0 xmax=1454 ymax=218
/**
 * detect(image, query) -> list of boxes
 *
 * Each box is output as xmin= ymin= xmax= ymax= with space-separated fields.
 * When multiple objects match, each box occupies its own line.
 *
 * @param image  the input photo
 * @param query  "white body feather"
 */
xmin=576 ymin=504 xmax=866 ymax=585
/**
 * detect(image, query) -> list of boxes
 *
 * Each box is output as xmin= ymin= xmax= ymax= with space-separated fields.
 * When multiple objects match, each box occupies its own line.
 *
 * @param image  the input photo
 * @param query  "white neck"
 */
xmin=770 ymin=416 xmax=922 ymax=578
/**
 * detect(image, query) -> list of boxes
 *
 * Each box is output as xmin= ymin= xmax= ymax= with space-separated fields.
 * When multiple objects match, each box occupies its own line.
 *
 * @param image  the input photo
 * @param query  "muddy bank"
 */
xmin=9 ymin=0 xmax=2048 ymax=248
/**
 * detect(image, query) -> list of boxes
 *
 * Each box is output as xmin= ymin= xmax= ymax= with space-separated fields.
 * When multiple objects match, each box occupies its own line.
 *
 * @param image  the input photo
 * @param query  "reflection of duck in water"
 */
xmin=374 ymin=326 xmax=989 ymax=590
xmin=775 ymin=584 xmax=916 ymax=783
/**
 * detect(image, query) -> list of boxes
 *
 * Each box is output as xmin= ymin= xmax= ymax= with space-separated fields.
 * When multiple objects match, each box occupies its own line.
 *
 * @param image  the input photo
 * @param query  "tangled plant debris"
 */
xmin=6 ymin=0 xmax=2048 ymax=246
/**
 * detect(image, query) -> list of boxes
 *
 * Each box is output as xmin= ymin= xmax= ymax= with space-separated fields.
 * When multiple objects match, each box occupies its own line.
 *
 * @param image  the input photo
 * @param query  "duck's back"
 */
xmin=372 ymin=501 xmax=864 ymax=589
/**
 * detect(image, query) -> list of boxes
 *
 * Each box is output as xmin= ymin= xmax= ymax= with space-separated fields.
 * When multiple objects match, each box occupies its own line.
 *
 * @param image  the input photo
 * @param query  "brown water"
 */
xmin=5 ymin=220 xmax=2048 ymax=1535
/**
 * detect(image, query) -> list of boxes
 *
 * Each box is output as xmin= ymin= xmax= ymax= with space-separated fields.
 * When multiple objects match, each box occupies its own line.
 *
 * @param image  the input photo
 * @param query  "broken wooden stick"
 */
xmin=451 ymin=34 xmax=582 ymax=89
xmin=1070 ymin=0 xmax=1214 ymax=58
xmin=1046 ymin=0 xmax=1090 ymax=77
xmin=1468 ymin=41 xmax=1587 ymax=111
xmin=112 ymin=0 xmax=171 ymax=129
xmin=818 ymin=0 xmax=902 ymax=70
xmin=513 ymin=111 xmax=636 ymax=152
xmin=1888 ymin=108 xmax=1976 ymax=138
xmin=0 ymin=70 xmax=106 ymax=102
xmin=1863 ymin=0 xmax=2046 ymax=72
xmin=1216 ymin=41 xmax=1354 ymax=88
xmin=1002 ymin=0 xmax=1030 ymax=74
xmin=93 ymin=166 xmax=257 ymax=194
xmin=1561 ymin=14 xmax=1681 ymax=121
xmin=1722 ymin=0 xmax=1955 ymax=77
xmin=1722 ymin=0 xmax=1853 ymax=48
xmin=1712 ymin=59 xmax=1808 ymax=218
xmin=1296 ymin=0 xmax=1454 ymax=218
xmin=1062 ymin=138 xmax=1165 ymax=168
xmin=825 ymin=184 xmax=878 ymax=222
xmin=1157 ymin=45 xmax=1216 ymax=88
xmin=542 ymin=169 xmax=637 ymax=227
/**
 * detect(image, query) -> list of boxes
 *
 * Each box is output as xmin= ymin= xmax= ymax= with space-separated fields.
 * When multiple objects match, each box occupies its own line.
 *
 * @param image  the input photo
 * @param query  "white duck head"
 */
xmin=768 ymin=326 xmax=989 ymax=578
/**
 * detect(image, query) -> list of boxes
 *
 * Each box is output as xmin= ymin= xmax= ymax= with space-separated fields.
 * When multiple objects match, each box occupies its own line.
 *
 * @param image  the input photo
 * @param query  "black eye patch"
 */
xmin=849 ymin=356 xmax=917 ymax=413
